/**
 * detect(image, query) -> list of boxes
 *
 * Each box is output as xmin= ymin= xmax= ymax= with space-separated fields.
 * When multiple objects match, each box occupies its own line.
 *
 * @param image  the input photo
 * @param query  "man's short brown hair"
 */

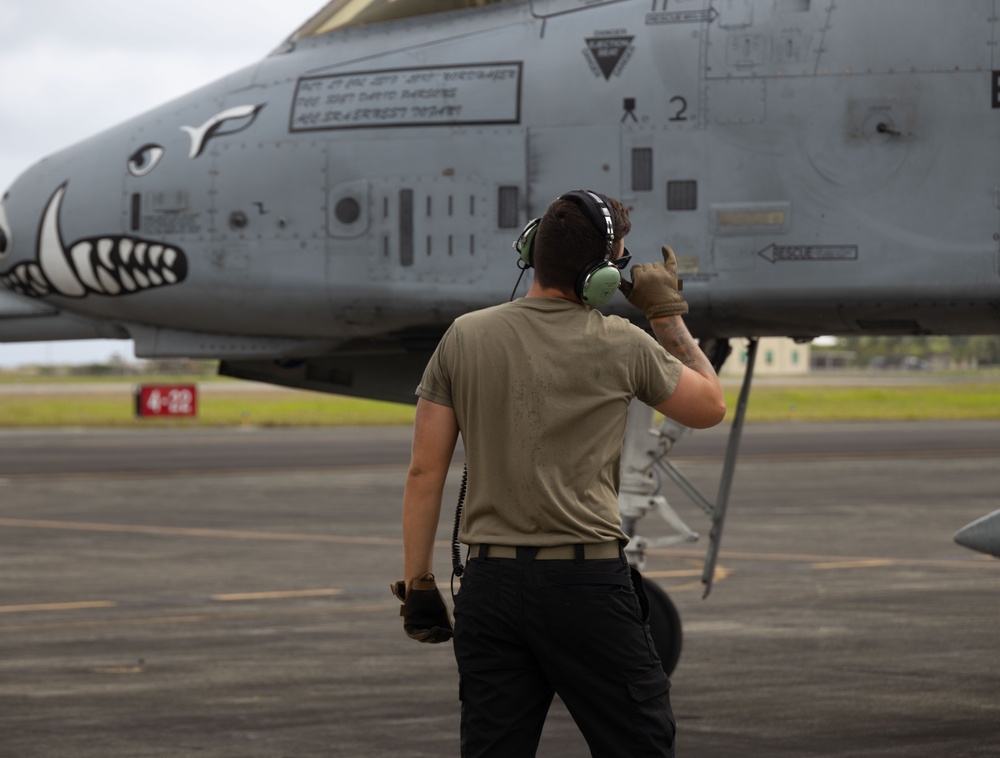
xmin=533 ymin=191 xmax=631 ymax=293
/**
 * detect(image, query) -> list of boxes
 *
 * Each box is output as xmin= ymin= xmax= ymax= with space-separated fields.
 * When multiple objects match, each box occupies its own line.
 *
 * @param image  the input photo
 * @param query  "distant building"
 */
xmin=812 ymin=350 xmax=856 ymax=370
xmin=719 ymin=337 xmax=810 ymax=377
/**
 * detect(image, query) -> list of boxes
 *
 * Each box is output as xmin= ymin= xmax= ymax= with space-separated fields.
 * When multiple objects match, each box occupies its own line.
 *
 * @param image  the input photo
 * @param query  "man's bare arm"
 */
xmin=650 ymin=315 xmax=718 ymax=378
xmin=402 ymin=397 xmax=459 ymax=583
xmin=650 ymin=315 xmax=726 ymax=429
xmin=620 ymin=246 xmax=726 ymax=429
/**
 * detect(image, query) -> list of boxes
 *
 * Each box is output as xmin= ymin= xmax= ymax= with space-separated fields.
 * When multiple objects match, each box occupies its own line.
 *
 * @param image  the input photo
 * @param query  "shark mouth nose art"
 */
xmin=0 ymin=183 xmax=187 ymax=299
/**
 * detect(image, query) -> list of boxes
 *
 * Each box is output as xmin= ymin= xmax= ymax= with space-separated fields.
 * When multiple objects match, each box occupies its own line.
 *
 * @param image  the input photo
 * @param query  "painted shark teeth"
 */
xmin=0 ymin=183 xmax=188 ymax=299
xmin=62 ymin=235 xmax=188 ymax=298
xmin=1 ymin=262 xmax=51 ymax=297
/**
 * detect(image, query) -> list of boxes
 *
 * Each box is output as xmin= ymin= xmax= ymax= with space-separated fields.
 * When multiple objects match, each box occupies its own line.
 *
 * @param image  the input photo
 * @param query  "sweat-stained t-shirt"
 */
xmin=416 ymin=297 xmax=683 ymax=547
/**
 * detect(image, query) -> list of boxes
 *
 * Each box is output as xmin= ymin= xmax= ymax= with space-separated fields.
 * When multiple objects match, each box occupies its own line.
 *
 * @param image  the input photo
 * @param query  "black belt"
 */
xmin=468 ymin=541 xmax=622 ymax=561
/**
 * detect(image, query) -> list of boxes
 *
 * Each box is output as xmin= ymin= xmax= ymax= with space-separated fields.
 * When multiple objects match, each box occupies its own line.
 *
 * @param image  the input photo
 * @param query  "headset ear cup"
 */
xmin=516 ymin=218 xmax=541 ymax=267
xmin=577 ymin=262 xmax=622 ymax=307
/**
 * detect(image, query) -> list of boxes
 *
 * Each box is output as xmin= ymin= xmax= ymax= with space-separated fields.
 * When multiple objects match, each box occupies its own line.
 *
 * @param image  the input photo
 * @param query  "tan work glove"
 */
xmin=619 ymin=245 xmax=689 ymax=318
xmin=390 ymin=573 xmax=453 ymax=643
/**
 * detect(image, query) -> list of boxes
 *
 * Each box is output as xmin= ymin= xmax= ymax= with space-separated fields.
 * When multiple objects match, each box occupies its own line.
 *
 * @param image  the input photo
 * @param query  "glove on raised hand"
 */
xmin=620 ymin=245 xmax=689 ymax=318
xmin=390 ymin=573 xmax=453 ymax=643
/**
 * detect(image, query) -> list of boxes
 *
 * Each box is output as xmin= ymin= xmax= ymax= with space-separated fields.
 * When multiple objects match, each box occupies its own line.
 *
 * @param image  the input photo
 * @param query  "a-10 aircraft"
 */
xmin=2 ymin=0 xmax=999 ymax=670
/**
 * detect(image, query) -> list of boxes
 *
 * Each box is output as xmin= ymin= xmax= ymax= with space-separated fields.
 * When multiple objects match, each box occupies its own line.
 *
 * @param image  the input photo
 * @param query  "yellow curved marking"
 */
xmin=0 ymin=600 xmax=116 ymax=614
xmin=211 ymin=589 xmax=343 ymax=601
xmin=0 ymin=604 xmax=396 ymax=635
xmin=811 ymin=559 xmax=896 ymax=570
xmin=652 ymin=546 xmax=997 ymax=569
xmin=0 ymin=590 xmax=344 ymax=616
xmin=0 ymin=518 xmax=401 ymax=546
xmin=92 ymin=665 xmax=144 ymax=675
xmin=641 ymin=559 xmax=731 ymax=593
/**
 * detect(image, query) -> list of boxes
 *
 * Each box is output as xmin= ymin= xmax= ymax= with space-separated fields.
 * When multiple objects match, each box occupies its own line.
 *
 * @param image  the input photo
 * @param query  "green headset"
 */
xmin=513 ymin=189 xmax=622 ymax=307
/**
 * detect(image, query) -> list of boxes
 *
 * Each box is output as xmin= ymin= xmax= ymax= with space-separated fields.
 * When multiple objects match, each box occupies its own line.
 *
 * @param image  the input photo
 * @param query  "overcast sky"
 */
xmin=0 ymin=0 xmax=325 ymax=367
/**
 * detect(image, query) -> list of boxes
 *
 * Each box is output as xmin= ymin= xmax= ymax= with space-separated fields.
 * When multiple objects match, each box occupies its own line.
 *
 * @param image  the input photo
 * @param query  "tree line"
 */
xmin=815 ymin=336 xmax=1000 ymax=368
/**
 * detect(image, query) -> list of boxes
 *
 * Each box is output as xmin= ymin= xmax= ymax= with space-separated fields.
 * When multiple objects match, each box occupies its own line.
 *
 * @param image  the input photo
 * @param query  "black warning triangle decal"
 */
xmin=585 ymin=36 xmax=634 ymax=80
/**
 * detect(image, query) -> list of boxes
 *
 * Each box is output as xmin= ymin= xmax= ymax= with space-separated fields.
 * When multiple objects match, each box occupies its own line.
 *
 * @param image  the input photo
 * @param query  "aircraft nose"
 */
xmin=0 ymin=192 xmax=11 ymax=262
xmin=2 ymin=158 xmax=63 ymax=270
xmin=0 ymin=131 xmax=124 ymax=289
xmin=953 ymin=508 xmax=1000 ymax=558
xmin=0 ymin=171 xmax=54 ymax=297
xmin=1 ymin=151 xmax=190 ymax=302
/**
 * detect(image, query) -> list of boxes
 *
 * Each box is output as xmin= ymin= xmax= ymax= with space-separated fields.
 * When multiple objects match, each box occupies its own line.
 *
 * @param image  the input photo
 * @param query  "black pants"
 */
xmin=453 ymin=549 xmax=675 ymax=757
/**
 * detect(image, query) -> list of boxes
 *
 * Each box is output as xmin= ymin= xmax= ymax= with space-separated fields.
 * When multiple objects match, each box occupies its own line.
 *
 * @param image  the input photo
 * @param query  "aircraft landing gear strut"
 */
xmin=619 ymin=338 xmax=759 ymax=674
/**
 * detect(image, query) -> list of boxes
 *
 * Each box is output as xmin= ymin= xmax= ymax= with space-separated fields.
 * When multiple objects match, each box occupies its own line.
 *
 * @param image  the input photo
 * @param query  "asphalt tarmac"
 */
xmin=1 ymin=421 xmax=997 ymax=757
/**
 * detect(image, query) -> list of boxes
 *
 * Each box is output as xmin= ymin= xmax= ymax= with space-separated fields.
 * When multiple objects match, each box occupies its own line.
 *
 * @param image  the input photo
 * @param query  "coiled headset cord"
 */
xmin=449 ymin=464 xmax=468 ymax=601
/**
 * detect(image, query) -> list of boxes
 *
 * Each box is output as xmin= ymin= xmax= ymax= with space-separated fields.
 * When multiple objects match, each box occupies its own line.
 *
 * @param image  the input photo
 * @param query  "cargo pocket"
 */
xmin=627 ymin=668 xmax=671 ymax=702
xmin=627 ymin=668 xmax=676 ymax=755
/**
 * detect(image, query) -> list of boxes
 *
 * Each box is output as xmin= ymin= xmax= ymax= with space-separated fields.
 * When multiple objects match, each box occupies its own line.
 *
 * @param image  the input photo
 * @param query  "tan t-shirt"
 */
xmin=416 ymin=297 xmax=682 ymax=546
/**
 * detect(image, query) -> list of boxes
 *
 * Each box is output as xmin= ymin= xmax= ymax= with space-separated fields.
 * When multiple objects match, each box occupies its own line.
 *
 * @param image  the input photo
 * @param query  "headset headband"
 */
xmin=559 ymin=189 xmax=615 ymax=250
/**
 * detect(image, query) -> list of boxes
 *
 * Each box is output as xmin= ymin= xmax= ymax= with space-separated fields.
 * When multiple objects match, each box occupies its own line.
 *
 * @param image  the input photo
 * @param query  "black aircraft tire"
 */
xmin=643 ymin=577 xmax=683 ymax=676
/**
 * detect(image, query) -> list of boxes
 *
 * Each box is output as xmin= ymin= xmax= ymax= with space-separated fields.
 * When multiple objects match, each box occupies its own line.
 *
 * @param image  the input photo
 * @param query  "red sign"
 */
xmin=135 ymin=384 xmax=198 ymax=418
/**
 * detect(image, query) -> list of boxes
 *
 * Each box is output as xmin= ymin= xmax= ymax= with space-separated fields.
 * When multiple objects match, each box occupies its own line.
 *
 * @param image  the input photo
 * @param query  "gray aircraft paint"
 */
xmin=1 ymin=0 xmax=997 ymax=556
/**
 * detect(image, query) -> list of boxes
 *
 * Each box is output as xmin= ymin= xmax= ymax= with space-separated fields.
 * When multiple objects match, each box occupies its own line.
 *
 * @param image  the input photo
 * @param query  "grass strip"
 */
xmin=1 ymin=382 xmax=999 ymax=427
xmin=0 ymin=392 xmax=415 ymax=428
xmin=729 ymin=383 xmax=1000 ymax=422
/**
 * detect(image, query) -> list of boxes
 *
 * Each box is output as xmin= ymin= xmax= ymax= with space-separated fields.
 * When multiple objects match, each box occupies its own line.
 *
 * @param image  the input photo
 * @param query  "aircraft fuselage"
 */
xmin=1 ymin=0 xmax=998 ymax=397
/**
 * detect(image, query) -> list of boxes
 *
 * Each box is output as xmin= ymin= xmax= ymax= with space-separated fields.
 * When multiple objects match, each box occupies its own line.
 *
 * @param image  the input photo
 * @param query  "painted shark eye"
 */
xmin=127 ymin=144 xmax=165 ymax=177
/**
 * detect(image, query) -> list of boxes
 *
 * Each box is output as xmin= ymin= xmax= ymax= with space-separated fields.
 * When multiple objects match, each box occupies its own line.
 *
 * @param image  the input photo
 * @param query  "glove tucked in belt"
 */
xmin=390 ymin=573 xmax=453 ymax=644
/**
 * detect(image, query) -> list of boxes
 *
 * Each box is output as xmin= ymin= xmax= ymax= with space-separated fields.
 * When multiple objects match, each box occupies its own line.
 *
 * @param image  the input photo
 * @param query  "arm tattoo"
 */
xmin=650 ymin=317 xmax=716 ymax=375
